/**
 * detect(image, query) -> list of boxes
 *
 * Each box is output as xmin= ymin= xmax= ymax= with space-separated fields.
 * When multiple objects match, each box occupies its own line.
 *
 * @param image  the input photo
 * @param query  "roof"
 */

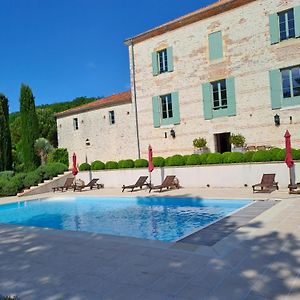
xmin=55 ymin=91 xmax=132 ymax=118
xmin=124 ymin=0 xmax=256 ymax=45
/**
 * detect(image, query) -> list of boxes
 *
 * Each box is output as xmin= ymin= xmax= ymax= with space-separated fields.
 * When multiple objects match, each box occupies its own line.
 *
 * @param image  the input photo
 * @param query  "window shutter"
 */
xmin=171 ymin=92 xmax=180 ymax=124
xmin=295 ymin=6 xmax=300 ymax=38
xmin=152 ymin=96 xmax=160 ymax=127
xmin=269 ymin=70 xmax=282 ymax=109
xmin=202 ymin=83 xmax=213 ymax=120
xmin=167 ymin=47 xmax=174 ymax=72
xmin=208 ymin=31 xmax=223 ymax=61
xmin=152 ymin=52 xmax=159 ymax=76
xmin=269 ymin=13 xmax=280 ymax=44
xmin=226 ymin=77 xmax=236 ymax=117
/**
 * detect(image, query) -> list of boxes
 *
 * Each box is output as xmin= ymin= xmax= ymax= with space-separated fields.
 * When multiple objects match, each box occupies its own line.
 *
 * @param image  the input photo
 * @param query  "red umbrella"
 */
xmin=284 ymin=130 xmax=294 ymax=168
xmin=148 ymin=145 xmax=154 ymax=185
xmin=72 ymin=153 xmax=78 ymax=176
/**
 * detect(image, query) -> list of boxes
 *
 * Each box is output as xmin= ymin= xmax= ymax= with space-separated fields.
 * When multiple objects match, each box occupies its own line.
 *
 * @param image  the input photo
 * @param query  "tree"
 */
xmin=0 ymin=94 xmax=13 ymax=171
xmin=19 ymin=84 xmax=40 ymax=170
xmin=34 ymin=138 xmax=53 ymax=165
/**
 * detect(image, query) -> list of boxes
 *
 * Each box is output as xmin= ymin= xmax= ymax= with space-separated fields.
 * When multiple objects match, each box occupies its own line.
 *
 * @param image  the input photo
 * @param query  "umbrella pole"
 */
xmin=290 ymin=166 xmax=296 ymax=186
xmin=149 ymin=172 xmax=152 ymax=187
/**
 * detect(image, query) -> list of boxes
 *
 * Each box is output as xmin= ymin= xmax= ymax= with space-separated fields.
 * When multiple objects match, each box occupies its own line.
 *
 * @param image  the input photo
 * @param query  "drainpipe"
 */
xmin=128 ymin=39 xmax=141 ymax=159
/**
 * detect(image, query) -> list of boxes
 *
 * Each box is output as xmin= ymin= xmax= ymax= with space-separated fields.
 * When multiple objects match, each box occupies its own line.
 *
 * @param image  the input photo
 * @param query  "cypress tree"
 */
xmin=0 ymin=94 xmax=13 ymax=171
xmin=19 ymin=84 xmax=40 ymax=170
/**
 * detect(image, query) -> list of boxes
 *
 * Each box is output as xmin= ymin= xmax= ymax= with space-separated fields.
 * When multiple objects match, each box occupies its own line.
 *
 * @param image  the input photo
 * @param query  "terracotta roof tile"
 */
xmin=55 ymin=91 xmax=132 ymax=118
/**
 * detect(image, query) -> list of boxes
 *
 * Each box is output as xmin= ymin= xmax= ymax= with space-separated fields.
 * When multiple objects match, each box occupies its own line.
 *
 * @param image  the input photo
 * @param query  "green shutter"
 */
xmin=294 ymin=6 xmax=300 ymax=38
xmin=202 ymin=83 xmax=213 ymax=120
xmin=152 ymin=52 xmax=159 ymax=76
xmin=269 ymin=13 xmax=280 ymax=44
xmin=226 ymin=77 xmax=236 ymax=116
xmin=152 ymin=96 xmax=160 ymax=127
xmin=269 ymin=69 xmax=282 ymax=109
xmin=167 ymin=47 xmax=174 ymax=72
xmin=171 ymin=92 xmax=180 ymax=124
xmin=208 ymin=31 xmax=223 ymax=61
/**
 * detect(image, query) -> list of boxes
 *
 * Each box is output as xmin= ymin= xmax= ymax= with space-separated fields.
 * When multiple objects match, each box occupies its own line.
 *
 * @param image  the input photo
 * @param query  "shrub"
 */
xmin=118 ymin=159 xmax=134 ymax=169
xmin=79 ymin=163 xmax=91 ymax=171
xmin=11 ymin=173 xmax=26 ymax=191
xmin=268 ymin=148 xmax=282 ymax=161
xmin=91 ymin=160 xmax=105 ymax=170
xmin=230 ymin=133 xmax=246 ymax=147
xmin=153 ymin=156 xmax=165 ymax=167
xmin=199 ymin=153 xmax=209 ymax=164
xmin=275 ymin=149 xmax=285 ymax=161
xmin=48 ymin=148 xmax=69 ymax=166
xmin=166 ymin=155 xmax=185 ymax=166
xmin=221 ymin=152 xmax=232 ymax=164
xmin=244 ymin=151 xmax=255 ymax=162
xmin=105 ymin=161 xmax=119 ymax=169
xmin=0 ymin=179 xmax=19 ymax=196
xmin=165 ymin=157 xmax=172 ymax=166
xmin=293 ymin=149 xmax=300 ymax=160
xmin=23 ymin=171 xmax=42 ymax=188
xmin=227 ymin=152 xmax=245 ymax=163
xmin=0 ymin=171 xmax=14 ymax=178
xmin=193 ymin=137 xmax=207 ymax=149
xmin=206 ymin=153 xmax=223 ymax=164
xmin=186 ymin=154 xmax=201 ymax=165
xmin=182 ymin=155 xmax=190 ymax=165
xmin=134 ymin=159 xmax=148 ymax=168
xmin=252 ymin=150 xmax=272 ymax=162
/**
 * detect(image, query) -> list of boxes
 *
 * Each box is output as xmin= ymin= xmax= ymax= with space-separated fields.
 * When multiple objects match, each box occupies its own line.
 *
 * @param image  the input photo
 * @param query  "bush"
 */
xmin=206 ymin=153 xmax=223 ymax=164
xmin=134 ymin=159 xmax=148 ymax=168
xmin=252 ymin=150 xmax=272 ymax=162
xmin=293 ymin=149 xmax=300 ymax=160
xmin=0 ymin=179 xmax=19 ymax=196
xmin=193 ymin=137 xmax=207 ymax=148
xmin=91 ymin=160 xmax=105 ymax=170
xmin=244 ymin=151 xmax=255 ymax=162
xmin=105 ymin=161 xmax=119 ymax=169
xmin=153 ymin=156 xmax=165 ymax=167
xmin=166 ymin=155 xmax=185 ymax=166
xmin=118 ymin=159 xmax=134 ymax=169
xmin=48 ymin=148 xmax=69 ymax=166
xmin=221 ymin=152 xmax=232 ymax=164
xmin=182 ymin=155 xmax=190 ymax=165
xmin=23 ymin=171 xmax=42 ymax=188
xmin=198 ymin=153 xmax=209 ymax=164
xmin=0 ymin=171 xmax=14 ymax=178
xmin=227 ymin=152 xmax=245 ymax=163
xmin=79 ymin=163 xmax=91 ymax=171
xmin=268 ymin=148 xmax=282 ymax=161
xmin=186 ymin=154 xmax=201 ymax=165
xmin=230 ymin=133 xmax=246 ymax=147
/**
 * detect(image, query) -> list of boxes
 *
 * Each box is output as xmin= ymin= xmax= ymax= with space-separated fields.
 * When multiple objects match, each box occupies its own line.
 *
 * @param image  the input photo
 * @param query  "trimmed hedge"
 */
xmin=186 ymin=154 xmax=201 ymax=165
xmin=91 ymin=160 xmax=105 ymax=170
xmin=153 ymin=156 xmax=165 ymax=167
xmin=252 ymin=150 xmax=272 ymax=162
xmin=166 ymin=155 xmax=185 ymax=166
xmin=79 ymin=163 xmax=91 ymax=171
xmin=105 ymin=161 xmax=119 ymax=169
xmin=206 ymin=153 xmax=223 ymax=164
xmin=118 ymin=159 xmax=134 ymax=169
xmin=134 ymin=159 xmax=148 ymax=168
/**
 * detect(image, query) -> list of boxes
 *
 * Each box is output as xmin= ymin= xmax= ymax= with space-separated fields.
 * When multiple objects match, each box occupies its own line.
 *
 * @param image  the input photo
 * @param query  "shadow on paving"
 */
xmin=0 ymin=216 xmax=299 ymax=299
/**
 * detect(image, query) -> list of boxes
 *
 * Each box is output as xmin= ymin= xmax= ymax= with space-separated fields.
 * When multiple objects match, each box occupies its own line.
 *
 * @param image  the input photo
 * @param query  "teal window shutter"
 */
xmin=226 ymin=77 xmax=236 ymax=116
xmin=171 ymin=92 xmax=180 ymax=124
xmin=208 ymin=31 xmax=223 ymax=61
xmin=202 ymin=83 xmax=213 ymax=120
xmin=152 ymin=96 xmax=160 ymax=127
xmin=152 ymin=52 xmax=159 ymax=76
xmin=167 ymin=47 xmax=174 ymax=72
xmin=295 ymin=6 xmax=300 ymax=38
xmin=269 ymin=69 xmax=282 ymax=109
xmin=269 ymin=13 xmax=280 ymax=44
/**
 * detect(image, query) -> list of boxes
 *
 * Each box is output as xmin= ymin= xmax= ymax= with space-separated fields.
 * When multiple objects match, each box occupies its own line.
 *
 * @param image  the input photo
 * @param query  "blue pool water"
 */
xmin=0 ymin=197 xmax=251 ymax=242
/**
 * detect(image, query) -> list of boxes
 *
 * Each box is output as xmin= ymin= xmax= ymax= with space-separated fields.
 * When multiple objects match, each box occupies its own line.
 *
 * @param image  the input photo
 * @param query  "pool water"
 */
xmin=0 ymin=197 xmax=251 ymax=242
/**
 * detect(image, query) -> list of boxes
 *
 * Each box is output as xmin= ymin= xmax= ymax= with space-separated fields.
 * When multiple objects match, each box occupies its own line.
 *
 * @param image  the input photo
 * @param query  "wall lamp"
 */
xmin=85 ymin=139 xmax=91 ymax=146
xmin=274 ymin=114 xmax=280 ymax=126
xmin=170 ymin=129 xmax=176 ymax=139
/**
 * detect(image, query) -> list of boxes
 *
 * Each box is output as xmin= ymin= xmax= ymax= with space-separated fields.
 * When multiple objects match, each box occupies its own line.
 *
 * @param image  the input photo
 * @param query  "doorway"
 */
xmin=215 ymin=132 xmax=231 ymax=153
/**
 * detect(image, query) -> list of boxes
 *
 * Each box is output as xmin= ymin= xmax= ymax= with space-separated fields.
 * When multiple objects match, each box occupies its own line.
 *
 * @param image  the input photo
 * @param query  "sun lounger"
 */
xmin=252 ymin=174 xmax=279 ymax=193
xmin=149 ymin=175 xmax=179 ymax=193
xmin=52 ymin=177 xmax=75 ymax=192
xmin=122 ymin=176 xmax=149 ymax=192
xmin=289 ymin=182 xmax=300 ymax=194
xmin=73 ymin=178 xmax=104 ymax=192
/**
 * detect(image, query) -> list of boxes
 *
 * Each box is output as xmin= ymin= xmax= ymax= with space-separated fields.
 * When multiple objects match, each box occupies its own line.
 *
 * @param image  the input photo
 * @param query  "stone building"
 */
xmin=57 ymin=0 xmax=300 ymax=163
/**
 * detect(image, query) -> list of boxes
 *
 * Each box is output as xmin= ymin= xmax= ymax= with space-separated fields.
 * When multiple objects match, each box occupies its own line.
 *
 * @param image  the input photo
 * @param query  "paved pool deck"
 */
xmin=0 ymin=187 xmax=300 ymax=299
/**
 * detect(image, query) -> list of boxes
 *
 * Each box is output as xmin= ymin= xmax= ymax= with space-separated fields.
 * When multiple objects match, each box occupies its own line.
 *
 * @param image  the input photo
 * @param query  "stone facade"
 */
xmin=56 ymin=92 xmax=138 ymax=165
xmin=127 ymin=0 xmax=300 ymax=158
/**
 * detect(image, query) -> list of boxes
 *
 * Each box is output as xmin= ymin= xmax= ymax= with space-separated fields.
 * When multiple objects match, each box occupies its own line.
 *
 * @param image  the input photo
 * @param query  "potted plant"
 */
xmin=230 ymin=133 xmax=246 ymax=152
xmin=193 ymin=137 xmax=209 ymax=154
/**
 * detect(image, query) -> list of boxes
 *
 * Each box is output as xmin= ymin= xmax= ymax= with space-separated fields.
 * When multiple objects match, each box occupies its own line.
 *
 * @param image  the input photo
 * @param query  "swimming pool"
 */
xmin=0 ymin=197 xmax=251 ymax=242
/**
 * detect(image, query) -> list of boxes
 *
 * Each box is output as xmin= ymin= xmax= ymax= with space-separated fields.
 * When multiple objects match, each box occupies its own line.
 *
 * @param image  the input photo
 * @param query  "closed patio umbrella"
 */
xmin=148 ymin=145 xmax=154 ymax=186
xmin=284 ymin=130 xmax=295 ymax=186
xmin=72 ymin=152 xmax=78 ymax=176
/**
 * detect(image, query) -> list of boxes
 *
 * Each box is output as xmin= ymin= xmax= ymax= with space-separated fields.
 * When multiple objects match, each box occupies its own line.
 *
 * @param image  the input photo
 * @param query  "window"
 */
xmin=279 ymin=9 xmax=295 ymax=41
xmin=152 ymin=47 xmax=173 ymax=76
xmin=160 ymin=94 xmax=173 ymax=119
xmin=281 ymin=66 xmax=300 ymax=98
xmin=73 ymin=118 xmax=79 ymax=130
xmin=211 ymin=80 xmax=227 ymax=110
xmin=109 ymin=110 xmax=115 ymax=125
xmin=208 ymin=31 xmax=223 ymax=61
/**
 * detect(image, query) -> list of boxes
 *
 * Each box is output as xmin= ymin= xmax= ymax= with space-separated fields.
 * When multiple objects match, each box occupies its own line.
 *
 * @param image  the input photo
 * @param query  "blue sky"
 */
xmin=0 ymin=0 xmax=216 ymax=112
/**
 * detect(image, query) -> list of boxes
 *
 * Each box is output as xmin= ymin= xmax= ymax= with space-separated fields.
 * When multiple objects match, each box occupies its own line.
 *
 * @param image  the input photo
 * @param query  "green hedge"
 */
xmin=186 ymin=154 xmax=201 ymax=165
xmin=166 ymin=155 xmax=185 ymax=166
xmin=105 ymin=161 xmax=119 ymax=169
xmin=206 ymin=153 xmax=223 ymax=164
xmin=79 ymin=163 xmax=91 ymax=171
xmin=134 ymin=159 xmax=148 ymax=168
xmin=91 ymin=160 xmax=105 ymax=170
xmin=118 ymin=159 xmax=134 ymax=169
xmin=153 ymin=157 xmax=165 ymax=167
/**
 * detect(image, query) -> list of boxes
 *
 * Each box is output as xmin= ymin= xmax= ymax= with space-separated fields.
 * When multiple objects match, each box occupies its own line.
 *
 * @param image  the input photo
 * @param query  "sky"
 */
xmin=0 ymin=0 xmax=216 ymax=112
